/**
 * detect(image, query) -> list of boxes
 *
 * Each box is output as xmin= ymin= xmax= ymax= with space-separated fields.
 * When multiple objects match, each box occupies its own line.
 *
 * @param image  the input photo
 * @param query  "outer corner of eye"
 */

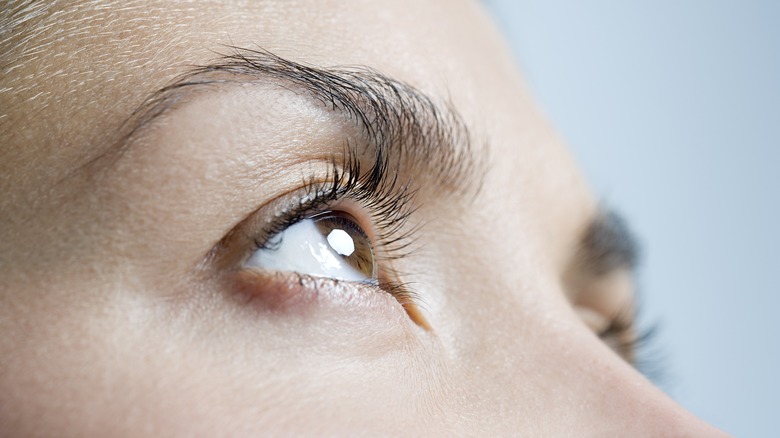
xmin=238 ymin=209 xmax=433 ymax=330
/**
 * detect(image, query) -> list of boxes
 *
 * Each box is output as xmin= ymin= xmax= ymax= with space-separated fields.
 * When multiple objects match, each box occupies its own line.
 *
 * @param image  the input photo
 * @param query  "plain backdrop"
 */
xmin=484 ymin=1 xmax=780 ymax=436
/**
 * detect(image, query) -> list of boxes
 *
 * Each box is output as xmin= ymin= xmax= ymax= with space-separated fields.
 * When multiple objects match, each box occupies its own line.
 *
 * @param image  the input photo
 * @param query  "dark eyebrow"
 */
xmin=577 ymin=209 xmax=641 ymax=276
xmin=105 ymin=47 xmax=485 ymax=199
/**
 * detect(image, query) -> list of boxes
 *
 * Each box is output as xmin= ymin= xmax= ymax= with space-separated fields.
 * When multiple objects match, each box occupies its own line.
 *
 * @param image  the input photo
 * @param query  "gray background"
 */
xmin=484 ymin=1 xmax=779 ymax=436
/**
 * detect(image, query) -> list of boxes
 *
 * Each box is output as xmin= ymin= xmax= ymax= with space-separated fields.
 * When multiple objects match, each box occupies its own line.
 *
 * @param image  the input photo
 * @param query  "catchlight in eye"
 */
xmin=245 ymin=211 xmax=376 ymax=283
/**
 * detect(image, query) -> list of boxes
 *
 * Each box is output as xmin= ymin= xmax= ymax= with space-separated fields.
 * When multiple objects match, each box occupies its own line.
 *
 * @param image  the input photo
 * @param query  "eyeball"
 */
xmin=245 ymin=211 xmax=376 ymax=283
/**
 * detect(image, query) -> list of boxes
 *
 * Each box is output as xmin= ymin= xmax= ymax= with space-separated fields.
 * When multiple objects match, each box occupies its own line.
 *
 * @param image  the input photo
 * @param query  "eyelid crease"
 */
xmin=246 ymin=144 xmax=421 ymax=263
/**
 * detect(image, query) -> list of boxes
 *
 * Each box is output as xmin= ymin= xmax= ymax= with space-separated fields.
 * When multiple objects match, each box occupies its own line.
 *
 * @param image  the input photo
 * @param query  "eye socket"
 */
xmin=244 ymin=211 xmax=377 ymax=283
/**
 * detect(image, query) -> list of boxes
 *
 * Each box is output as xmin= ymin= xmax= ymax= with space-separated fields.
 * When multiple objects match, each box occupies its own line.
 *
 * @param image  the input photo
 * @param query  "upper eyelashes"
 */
xmin=237 ymin=143 xmax=424 ymax=315
xmin=250 ymin=145 xmax=420 ymax=264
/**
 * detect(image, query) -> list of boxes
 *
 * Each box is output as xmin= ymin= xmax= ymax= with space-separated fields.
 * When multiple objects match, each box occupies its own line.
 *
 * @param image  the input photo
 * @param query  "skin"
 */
xmin=0 ymin=0 xmax=727 ymax=436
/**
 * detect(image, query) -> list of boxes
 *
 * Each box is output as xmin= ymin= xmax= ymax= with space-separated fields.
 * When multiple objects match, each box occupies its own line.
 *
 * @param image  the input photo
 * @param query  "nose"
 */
xmin=442 ymin=274 xmax=726 ymax=437
xmin=435 ymin=237 xmax=728 ymax=435
xmin=557 ymin=337 xmax=729 ymax=436
xmin=440 ymin=284 xmax=730 ymax=435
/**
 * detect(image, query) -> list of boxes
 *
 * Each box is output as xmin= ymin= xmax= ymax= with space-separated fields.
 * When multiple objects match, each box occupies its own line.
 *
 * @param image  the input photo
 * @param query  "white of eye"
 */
xmin=245 ymin=214 xmax=375 ymax=283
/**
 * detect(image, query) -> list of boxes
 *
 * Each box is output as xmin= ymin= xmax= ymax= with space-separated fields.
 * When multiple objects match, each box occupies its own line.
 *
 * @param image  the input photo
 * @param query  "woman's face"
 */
xmin=0 ymin=0 xmax=723 ymax=435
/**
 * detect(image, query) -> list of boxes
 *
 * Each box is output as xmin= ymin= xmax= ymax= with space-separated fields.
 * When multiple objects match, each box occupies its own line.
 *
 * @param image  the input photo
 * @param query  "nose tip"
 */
xmin=644 ymin=402 xmax=731 ymax=437
xmin=503 ymin=319 xmax=728 ymax=436
xmin=589 ymin=357 xmax=731 ymax=437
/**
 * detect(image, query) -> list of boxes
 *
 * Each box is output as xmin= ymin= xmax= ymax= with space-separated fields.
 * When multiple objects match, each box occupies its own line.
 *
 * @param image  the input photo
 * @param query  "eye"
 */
xmin=244 ymin=211 xmax=377 ymax=283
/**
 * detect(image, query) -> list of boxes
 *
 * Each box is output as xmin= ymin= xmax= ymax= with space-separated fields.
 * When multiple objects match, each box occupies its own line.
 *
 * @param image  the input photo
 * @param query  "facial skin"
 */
xmin=0 ymin=0 xmax=726 ymax=436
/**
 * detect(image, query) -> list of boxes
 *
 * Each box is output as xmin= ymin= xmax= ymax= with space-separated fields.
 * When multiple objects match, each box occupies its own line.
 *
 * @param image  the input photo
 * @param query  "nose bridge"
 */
xmin=540 ymin=333 xmax=725 ymax=435
xmin=437 ymin=243 xmax=725 ymax=436
xmin=443 ymin=298 xmax=726 ymax=435
xmin=427 ymin=186 xmax=724 ymax=434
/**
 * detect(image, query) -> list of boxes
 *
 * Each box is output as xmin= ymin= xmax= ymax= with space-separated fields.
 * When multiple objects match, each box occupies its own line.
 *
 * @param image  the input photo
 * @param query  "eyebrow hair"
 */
xmin=106 ymin=47 xmax=485 ymax=200
xmin=577 ymin=209 xmax=640 ymax=276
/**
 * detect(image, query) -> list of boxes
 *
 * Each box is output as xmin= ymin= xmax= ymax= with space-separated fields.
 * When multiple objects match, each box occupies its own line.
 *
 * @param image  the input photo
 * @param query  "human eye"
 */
xmin=568 ymin=210 xmax=663 ymax=378
xmin=245 ymin=210 xmax=376 ymax=284
xmin=216 ymin=150 xmax=426 ymax=326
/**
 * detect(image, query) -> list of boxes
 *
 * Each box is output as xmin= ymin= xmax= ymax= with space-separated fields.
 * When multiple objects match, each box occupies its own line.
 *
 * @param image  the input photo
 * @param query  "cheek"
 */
xmin=126 ymin=291 xmax=451 ymax=435
xmin=0 ymin=275 xmax=455 ymax=435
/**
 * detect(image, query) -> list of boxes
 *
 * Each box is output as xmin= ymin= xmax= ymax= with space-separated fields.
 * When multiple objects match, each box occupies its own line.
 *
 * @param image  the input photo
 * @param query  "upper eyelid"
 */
xmin=213 ymin=152 xmax=427 ymax=326
xmin=208 ymin=180 xmax=333 ymax=271
xmin=208 ymin=147 xmax=419 ymax=272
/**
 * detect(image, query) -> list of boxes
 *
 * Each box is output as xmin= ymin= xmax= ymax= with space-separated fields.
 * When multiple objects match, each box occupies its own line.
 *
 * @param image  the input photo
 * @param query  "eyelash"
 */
xmin=599 ymin=305 xmax=665 ymax=382
xmin=249 ymin=145 xmax=422 ymax=306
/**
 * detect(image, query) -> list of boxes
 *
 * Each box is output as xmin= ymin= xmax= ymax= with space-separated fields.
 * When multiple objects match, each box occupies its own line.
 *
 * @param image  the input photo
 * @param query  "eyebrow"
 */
xmin=107 ymin=47 xmax=637 ymax=275
xmin=108 ymin=47 xmax=484 ymax=200
xmin=577 ymin=209 xmax=640 ymax=276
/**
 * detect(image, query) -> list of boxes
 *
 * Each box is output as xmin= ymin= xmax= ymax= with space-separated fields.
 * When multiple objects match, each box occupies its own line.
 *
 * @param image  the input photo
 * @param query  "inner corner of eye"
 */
xmin=244 ymin=212 xmax=377 ymax=284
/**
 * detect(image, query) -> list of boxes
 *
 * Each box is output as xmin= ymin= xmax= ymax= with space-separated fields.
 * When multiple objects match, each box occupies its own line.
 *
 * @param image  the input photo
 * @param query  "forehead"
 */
xmin=2 ymin=0 xmax=519 ymax=197
xmin=2 ymin=0 xmax=515 ymax=167
xmin=2 ymin=0 xmax=513 ymax=112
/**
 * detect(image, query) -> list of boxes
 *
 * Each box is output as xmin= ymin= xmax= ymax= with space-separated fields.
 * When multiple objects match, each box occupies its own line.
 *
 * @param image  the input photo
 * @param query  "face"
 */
xmin=0 ymin=1 xmax=724 ymax=436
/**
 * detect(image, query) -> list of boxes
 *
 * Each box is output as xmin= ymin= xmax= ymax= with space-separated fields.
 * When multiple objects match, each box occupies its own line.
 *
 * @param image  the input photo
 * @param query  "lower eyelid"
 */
xmin=226 ymin=269 xmax=408 ymax=318
xmin=209 ymin=271 xmax=426 ymax=358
